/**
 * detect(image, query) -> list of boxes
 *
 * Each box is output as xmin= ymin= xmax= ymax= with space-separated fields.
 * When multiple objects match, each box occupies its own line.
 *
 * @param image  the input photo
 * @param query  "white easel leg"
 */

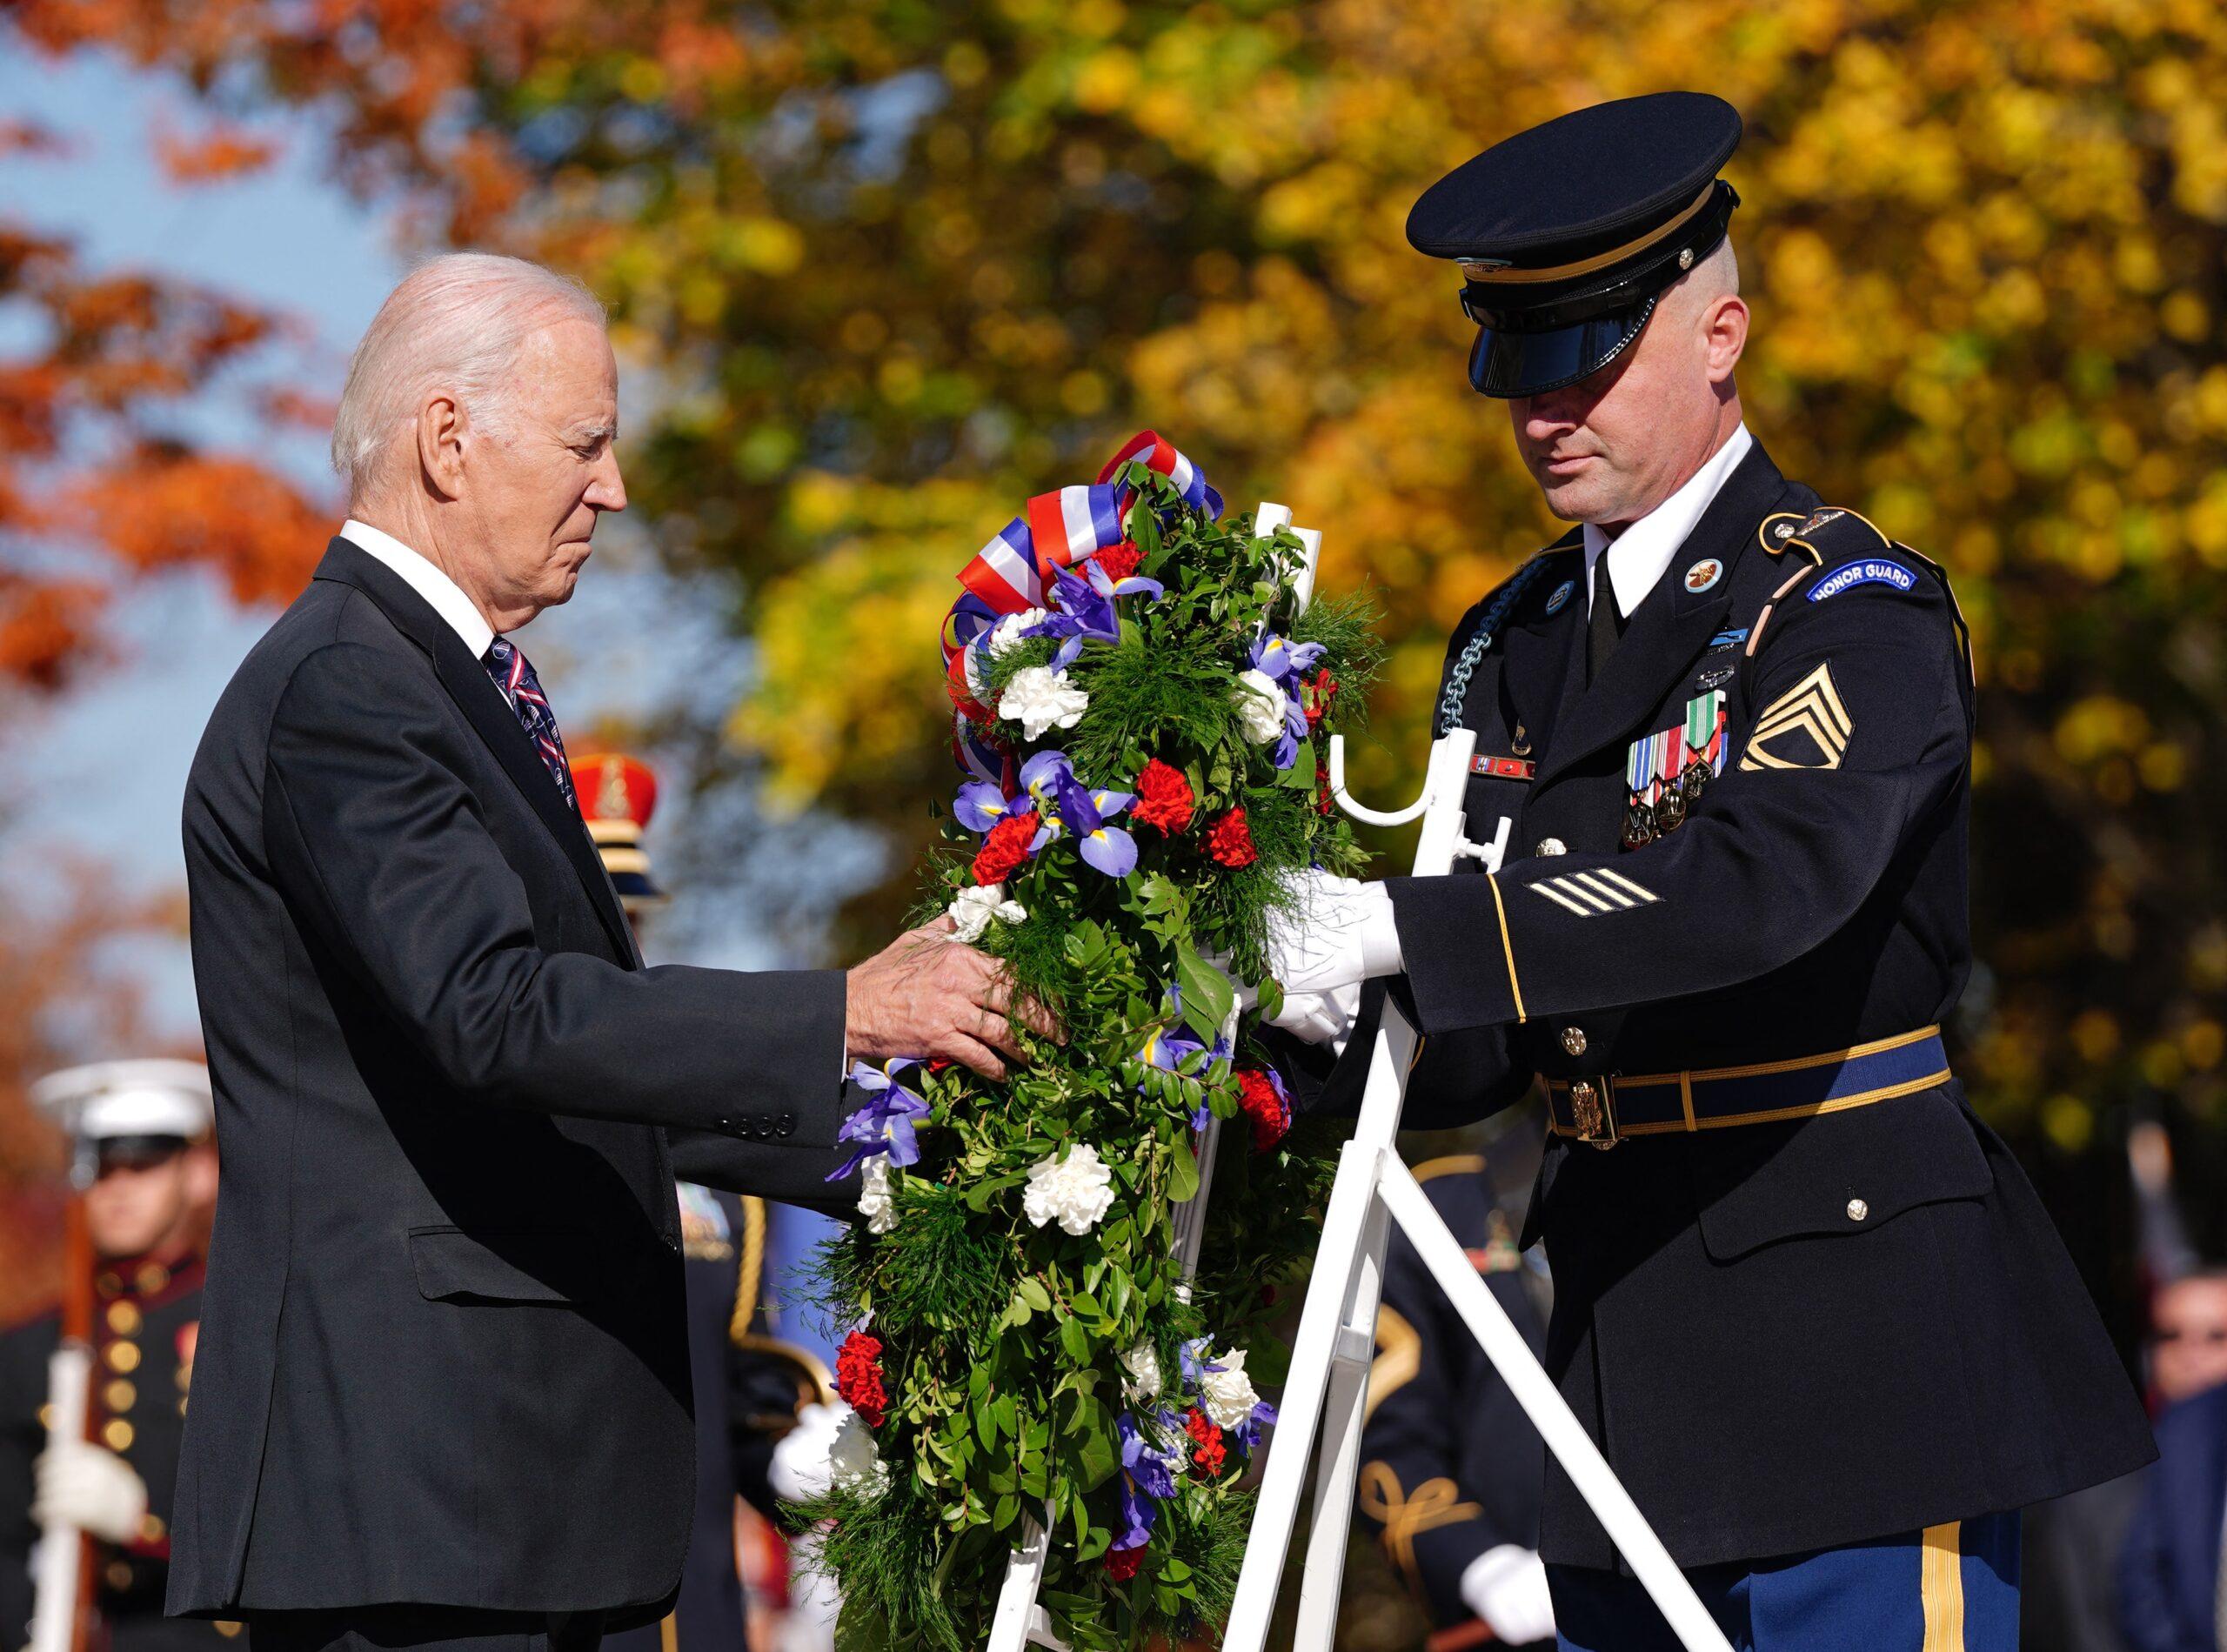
xmin=1290 ymin=1187 xmax=1392 ymax=1652
xmin=1376 ymin=1160 xmax=1735 ymax=1652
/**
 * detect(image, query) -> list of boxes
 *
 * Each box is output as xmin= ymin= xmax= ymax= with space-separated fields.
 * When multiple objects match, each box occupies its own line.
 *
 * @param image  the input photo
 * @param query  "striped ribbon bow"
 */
xmin=940 ymin=431 xmax=1221 ymax=785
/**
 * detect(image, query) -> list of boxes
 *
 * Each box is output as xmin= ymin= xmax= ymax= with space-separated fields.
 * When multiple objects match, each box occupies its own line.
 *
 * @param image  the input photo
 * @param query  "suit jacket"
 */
xmin=1281 ymin=444 xmax=2154 ymax=1570
xmin=1355 ymin=1157 xmax=1548 ymax=1645
xmin=2117 ymin=1383 xmax=2227 ymax=1652
xmin=171 ymin=538 xmax=857 ymax=1622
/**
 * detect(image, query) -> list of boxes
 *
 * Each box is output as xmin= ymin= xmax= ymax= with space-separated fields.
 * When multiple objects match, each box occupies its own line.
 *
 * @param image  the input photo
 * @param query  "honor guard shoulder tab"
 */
xmin=1742 ymin=506 xmax=1975 ymax=691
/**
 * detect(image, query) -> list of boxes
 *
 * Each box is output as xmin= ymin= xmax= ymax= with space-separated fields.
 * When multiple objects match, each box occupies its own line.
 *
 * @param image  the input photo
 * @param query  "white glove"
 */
xmin=1266 ymin=980 xmax=1361 ymax=1053
xmin=1460 ymin=1543 xmax=1555 ymax=1647
xmin=1262 ymin=871 xmax=1402 ymax=996
xmin=33 ymin=1440 xmax=148 ymax=1546
xmin=769 ymin=1400 xmax=850 ymax=1504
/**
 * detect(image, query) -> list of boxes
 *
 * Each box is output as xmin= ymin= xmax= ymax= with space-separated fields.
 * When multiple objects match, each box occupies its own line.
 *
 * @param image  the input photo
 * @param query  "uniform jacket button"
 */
xmin=1535 ymin=838 xmax=1567 ymax=857
xmin=1846 ymin=1198 xmax=1869 ymax=1222
xmin=1561 ymin=1027 xmax=1588 ymax=1056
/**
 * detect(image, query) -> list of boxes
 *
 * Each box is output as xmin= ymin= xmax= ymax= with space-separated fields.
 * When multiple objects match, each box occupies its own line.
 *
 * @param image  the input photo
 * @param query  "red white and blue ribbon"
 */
xmin=943 ymin=431 xmax=1221 ymax=785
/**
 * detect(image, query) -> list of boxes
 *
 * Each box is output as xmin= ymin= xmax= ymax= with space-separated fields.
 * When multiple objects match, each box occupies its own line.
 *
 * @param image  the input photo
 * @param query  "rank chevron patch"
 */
xmin=1527 ymin=866 xmax=1661 ymax=917
xmin=1739 ymin=661 xmax=1853 ymax=771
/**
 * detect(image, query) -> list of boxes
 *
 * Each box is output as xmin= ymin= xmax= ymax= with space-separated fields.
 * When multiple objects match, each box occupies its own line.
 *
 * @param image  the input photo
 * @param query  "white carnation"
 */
xmin=1231 ymin=669 xmax=1286 ymax=744
xmin=1120 ymin=1340 xmax=1162 ymax=1402
xmin=857 ymin=1156 xmax=898 ymax=1234
xmin=1021 ymin=1141 xmax=1116 ymax=1237
xmin=1200 ymin=1348 xmax=1261 ymax=1429
xmin=828 ymin=1410 xmax=889 ymax=1497
xmin=948 ymin=883 xmax=1028 ymax=942
xmin=999 ymin=665 xmax=1090 ymax=740
xmin=987 ymin=608 xmax=1048 ymax=657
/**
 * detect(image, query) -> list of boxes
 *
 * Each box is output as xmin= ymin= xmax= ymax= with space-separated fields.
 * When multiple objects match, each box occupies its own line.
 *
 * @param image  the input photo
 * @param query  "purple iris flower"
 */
xmin=1033 ymin=560 xmax=1165 ymax=671
xmin=1114 ymin=1414 xmax=1182 ymax=1549
xmin=1179 ymin=1338 xmax=1222 ymax=1388
xmin=1019 ymin=751 xmax=1136 ymax=878
xmin=1249 ymin=632 xmax=1328 ymax=771
xmin=1233 ymin=1397 xmax=1280 ymax=1455
xmin=826 ymin=1058 xmax=931 ymax=1181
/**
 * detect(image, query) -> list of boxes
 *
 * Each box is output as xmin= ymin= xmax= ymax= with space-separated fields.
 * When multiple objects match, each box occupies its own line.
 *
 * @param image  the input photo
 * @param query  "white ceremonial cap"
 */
xmin=30 ymin=1059 xmax=214 ymax=1143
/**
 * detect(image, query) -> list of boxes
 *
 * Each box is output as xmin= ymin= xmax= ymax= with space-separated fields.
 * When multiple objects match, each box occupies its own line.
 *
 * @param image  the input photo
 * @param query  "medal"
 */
xmin=1656 ymin=787 xmax=1687 ymax=832
xmin=1621 ymin=797 xmax=1656 ymax=850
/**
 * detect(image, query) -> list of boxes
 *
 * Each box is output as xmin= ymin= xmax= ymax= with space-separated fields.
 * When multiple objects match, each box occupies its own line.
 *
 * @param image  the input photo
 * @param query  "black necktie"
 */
xmin=1587 ymin=568 xmax=1627 ymax=685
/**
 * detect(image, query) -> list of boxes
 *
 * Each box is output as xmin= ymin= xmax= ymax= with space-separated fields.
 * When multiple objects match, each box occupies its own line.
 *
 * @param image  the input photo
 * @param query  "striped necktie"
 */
xmin=484 ymin=637 xmax=577 ymax=810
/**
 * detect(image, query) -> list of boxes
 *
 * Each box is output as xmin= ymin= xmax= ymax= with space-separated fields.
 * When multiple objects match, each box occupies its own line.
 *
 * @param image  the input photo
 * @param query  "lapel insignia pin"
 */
xmin=1544 ymin=579 xmax=1575 ymax=616
xmin=1683 ymin=558 xmax=1724 ymax=593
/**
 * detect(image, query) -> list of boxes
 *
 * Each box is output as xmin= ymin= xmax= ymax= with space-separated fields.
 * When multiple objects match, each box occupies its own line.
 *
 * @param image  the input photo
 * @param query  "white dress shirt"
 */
xmin=339 ymin=518 xmax=496 ymax=658
xmin=1582 ymin=421 xmax=1752 ymax=619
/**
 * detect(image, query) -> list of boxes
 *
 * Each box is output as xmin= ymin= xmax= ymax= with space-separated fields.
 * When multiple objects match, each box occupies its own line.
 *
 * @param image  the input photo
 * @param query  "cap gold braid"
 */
xmin=1461 ymin=182 xmax=1715 ymax=285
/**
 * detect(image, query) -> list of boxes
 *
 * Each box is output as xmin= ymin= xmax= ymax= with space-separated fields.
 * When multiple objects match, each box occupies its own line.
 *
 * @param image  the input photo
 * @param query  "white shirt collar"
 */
xmin=338 ymin=518 xmax=497 ymax=659
xmin=1581 ymin=423 xmax=1754 ymax=619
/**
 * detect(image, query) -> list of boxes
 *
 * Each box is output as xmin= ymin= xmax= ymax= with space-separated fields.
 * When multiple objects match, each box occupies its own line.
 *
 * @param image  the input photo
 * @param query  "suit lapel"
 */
xmin=311 ymin=539 xmax=638 ymax=961
xmin=1534 ymin=445 xmax=1799 ymax=790
xmin=1495 ymin=539 xmax=1585 ymax=759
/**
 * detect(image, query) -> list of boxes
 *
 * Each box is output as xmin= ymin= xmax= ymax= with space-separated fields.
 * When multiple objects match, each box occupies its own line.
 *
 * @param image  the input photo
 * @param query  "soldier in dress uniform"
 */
xmin=0 ymin=1060 xmax=231 ymax=1652
xmin=570 ymin=753 xmax=843 ymax=1652
xmin=1261 ymin=92 xmax=2156 ymax=1649
xmin=1357 ymin=1152 xmax=1554 ymax=1651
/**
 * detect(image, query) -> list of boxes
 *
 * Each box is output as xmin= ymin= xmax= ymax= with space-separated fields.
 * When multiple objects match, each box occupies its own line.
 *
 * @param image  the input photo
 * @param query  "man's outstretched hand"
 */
xmin=846 ymin=916 xmax=1063 ymax=1080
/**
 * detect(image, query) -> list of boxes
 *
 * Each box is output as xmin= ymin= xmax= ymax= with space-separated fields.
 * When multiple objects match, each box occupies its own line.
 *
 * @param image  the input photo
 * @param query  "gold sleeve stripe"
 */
xmin=1528 ymin=880 xmax=1596 ymax=917
xmin=1487 ymin=873 xmax=1527 ymax=1023
xmin=1592 ymin=867 xmax=1660 ymax=904
xmin=1567 ymin=871 xmax=1640 ymax=909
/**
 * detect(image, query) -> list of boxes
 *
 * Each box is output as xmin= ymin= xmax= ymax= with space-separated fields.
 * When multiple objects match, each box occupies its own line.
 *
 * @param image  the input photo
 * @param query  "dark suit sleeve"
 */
xmin=1387 ymin=570 xmax=1967 ymax=1033
xmin=0 ymin=1332 xmax=39 ymax=1652
xmin=264 ymin=641 xmax=847 ymax=1143
xmin=1267 ymin=979 xmax=1535 ymax=1129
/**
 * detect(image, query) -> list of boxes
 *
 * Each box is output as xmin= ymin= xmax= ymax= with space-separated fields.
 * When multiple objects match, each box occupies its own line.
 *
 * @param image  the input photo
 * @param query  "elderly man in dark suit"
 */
xmin=170 ymin=253 xmax=1052 ymax=1652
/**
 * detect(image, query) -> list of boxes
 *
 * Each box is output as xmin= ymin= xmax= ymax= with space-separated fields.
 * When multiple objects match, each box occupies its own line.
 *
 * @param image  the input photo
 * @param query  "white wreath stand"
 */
xmin=988 ymin=510 xmax=1733 ymax=1652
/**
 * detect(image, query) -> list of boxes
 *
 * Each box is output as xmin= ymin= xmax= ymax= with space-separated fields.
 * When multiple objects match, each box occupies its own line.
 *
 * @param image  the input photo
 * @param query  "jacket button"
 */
xmin=713 ymin=1116 xmax=734 ymax=1133
xmin=778 ymin=1114 xmax=796 ymax=1137
xmin=1535 ymin=838 xmax=1568 ymax=857
xmin=1560 ymin=1027 xmax=1587 ymax=1056
xmin=1846 ymin=1198 xmax=1869 ymax=1222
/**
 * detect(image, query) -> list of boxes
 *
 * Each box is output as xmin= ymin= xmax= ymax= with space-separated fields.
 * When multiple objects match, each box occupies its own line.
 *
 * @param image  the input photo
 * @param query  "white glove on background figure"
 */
xmin=1460 ymin=1543 xmax=1555 ymax=1647
xmin=769 ymin=1400 xmax=851 ymax=1504
xmin=1262 ymin=870 xmax=1404 ymax=997
xmin=33 ymin=1438 xmax=148 ymax=1545
xmin=1265 ymin=980 xmax=1362 ymax=1053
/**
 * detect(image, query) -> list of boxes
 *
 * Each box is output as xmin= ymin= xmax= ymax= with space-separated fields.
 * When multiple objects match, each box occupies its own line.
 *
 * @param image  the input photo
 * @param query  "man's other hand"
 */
xmin=846 ymin=916 xmax=1062 ymax=1081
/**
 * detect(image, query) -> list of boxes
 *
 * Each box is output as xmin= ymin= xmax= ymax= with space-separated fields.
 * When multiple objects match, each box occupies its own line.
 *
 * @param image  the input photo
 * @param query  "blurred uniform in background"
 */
xmin=1358 ymin=1152 xmax=1554 ymax=1652
xmin=571 ymin=754 xmax=845 ymax=1652
xmin=2114 ymin=1269 xmax=2227 ymax=1652
xmin=0 ymin=1060 xmax=229 ymax=1652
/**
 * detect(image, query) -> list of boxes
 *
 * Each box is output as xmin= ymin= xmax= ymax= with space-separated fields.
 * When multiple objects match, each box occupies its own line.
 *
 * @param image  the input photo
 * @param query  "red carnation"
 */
xmin=1096 ymin=540 xmax=1143 ymax=583
xmin=972 ymin=811 xmax=1040 ymax=886
xmin=1131 ymin=759 xmax=1194 ymax=834
xmin=1315 ymin=762 xmax=1334 ymax=817
xmin=1303 ymin=668 xmax=1340 ymax=732
xmin=835 ymin=1330 xmax=889 ymax=1428
xmin=1184 ymin=1407 xmax=1227 ymax=1476
xmin=1236 ymin=1068 xmax=1289 ymax=1152
xmin=1104 ymin=1544 xmax=1145 ymax=1582
xmin=1206 ymin=808 xmax=1257 ymax=868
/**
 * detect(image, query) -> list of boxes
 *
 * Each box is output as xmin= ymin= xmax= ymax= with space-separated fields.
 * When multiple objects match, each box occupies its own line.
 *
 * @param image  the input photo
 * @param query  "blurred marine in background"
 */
xmin=0 ymin=1061 xmax=228 ymax=1652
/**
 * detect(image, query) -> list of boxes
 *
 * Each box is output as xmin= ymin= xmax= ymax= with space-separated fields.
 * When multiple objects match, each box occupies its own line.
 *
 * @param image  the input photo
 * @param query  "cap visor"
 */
xmin=1468 ymin=298 xmax=1655 ymax=398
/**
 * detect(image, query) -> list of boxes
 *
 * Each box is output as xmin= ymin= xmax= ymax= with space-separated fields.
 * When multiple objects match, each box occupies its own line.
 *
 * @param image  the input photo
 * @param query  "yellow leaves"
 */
xmin=723 ymin=218 xmax=806 ymax=276
xmin=2053 ymin=695 xmax=2150 ymax=766
xmin=1072 ymin=48 xmax=1140 ymax=113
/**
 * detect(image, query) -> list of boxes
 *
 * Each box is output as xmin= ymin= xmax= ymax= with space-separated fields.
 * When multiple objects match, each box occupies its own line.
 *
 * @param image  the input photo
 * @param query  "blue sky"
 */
xmin=3 ymin=47 xmax=873 ymax=1039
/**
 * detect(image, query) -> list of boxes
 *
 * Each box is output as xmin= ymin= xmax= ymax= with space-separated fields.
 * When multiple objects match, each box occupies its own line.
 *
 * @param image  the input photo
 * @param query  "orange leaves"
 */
xmin=154 ymin=122 xmax=280 ymax=184
xmin=0 ymin=574 xmax=104 ymax=693
xmin=64 ymin=449 xmax=326 ymax=607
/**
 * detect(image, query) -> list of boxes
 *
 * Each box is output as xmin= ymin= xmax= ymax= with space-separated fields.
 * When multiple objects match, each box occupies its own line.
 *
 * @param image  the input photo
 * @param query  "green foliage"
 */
xmin=806 ymin=475 xmax=1378 ymax=1648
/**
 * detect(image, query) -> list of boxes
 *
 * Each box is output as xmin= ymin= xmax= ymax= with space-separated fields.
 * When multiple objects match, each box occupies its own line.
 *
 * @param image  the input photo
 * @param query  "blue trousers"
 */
xmin=1550 ymin=1513 xmax=2020 ymax=1652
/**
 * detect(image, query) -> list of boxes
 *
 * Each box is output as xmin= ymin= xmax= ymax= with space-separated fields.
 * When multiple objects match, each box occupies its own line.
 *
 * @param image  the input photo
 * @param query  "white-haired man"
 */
xmin=170 ymin=254 xmax=1052 ymax=1652
xmin=1265 ymin=94 xmax=2152 ymax=1649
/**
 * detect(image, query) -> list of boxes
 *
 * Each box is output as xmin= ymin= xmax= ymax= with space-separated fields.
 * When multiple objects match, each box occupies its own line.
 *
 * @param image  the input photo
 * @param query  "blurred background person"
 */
xmin=572 ymin=752 xmax=846 ymax=1652
xmin=1356 ymin=1147 xmax=1552 ymax=1652
xmin=2114 ymin=1265 xmax=2227 ymax=1652
xmin=0 ymin=1060 xmax=228 ymax=1652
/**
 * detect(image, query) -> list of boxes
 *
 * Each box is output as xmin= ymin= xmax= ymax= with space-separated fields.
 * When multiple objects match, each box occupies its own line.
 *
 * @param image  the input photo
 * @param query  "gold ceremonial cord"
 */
xmin=728 ymin=1194 xmax=836 ymax=1407
xmin=1357 ymin=1465 xmax=1482 ymax=1587
xmin=1461 ymin=184 xmax=1715 ymax=286
xmin=1367 ymin=1306 xmax=1423 ymax=1428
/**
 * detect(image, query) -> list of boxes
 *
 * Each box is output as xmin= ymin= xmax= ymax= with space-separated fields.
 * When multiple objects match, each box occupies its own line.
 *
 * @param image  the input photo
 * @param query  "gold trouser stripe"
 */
xmin=1462 ymin=183 xmax=1715 ymax=286
xmin=1922 ymin=1521 xmax=1965 ymax=1652
xmin=659 ymin=1615 xmax=679 ymax=1652
xmin=1487 ymin=873 xmax=1526 ymax=1023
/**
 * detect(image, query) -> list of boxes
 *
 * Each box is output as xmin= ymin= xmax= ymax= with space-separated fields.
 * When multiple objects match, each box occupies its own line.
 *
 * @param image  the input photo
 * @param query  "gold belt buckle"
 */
xmin=1567 ymin=1075 xmax=1621 ymax=1149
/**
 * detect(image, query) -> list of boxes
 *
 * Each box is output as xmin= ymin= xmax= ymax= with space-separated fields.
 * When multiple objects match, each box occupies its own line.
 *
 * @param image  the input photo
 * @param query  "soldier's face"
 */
xmin=85 ymin=1147 xmax=196 ymax=1261
xmin=2151 ymin=1279 xmax=2227 ymax=1404
xmin=1506 ymin=278 xmax=1748 ymax=529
